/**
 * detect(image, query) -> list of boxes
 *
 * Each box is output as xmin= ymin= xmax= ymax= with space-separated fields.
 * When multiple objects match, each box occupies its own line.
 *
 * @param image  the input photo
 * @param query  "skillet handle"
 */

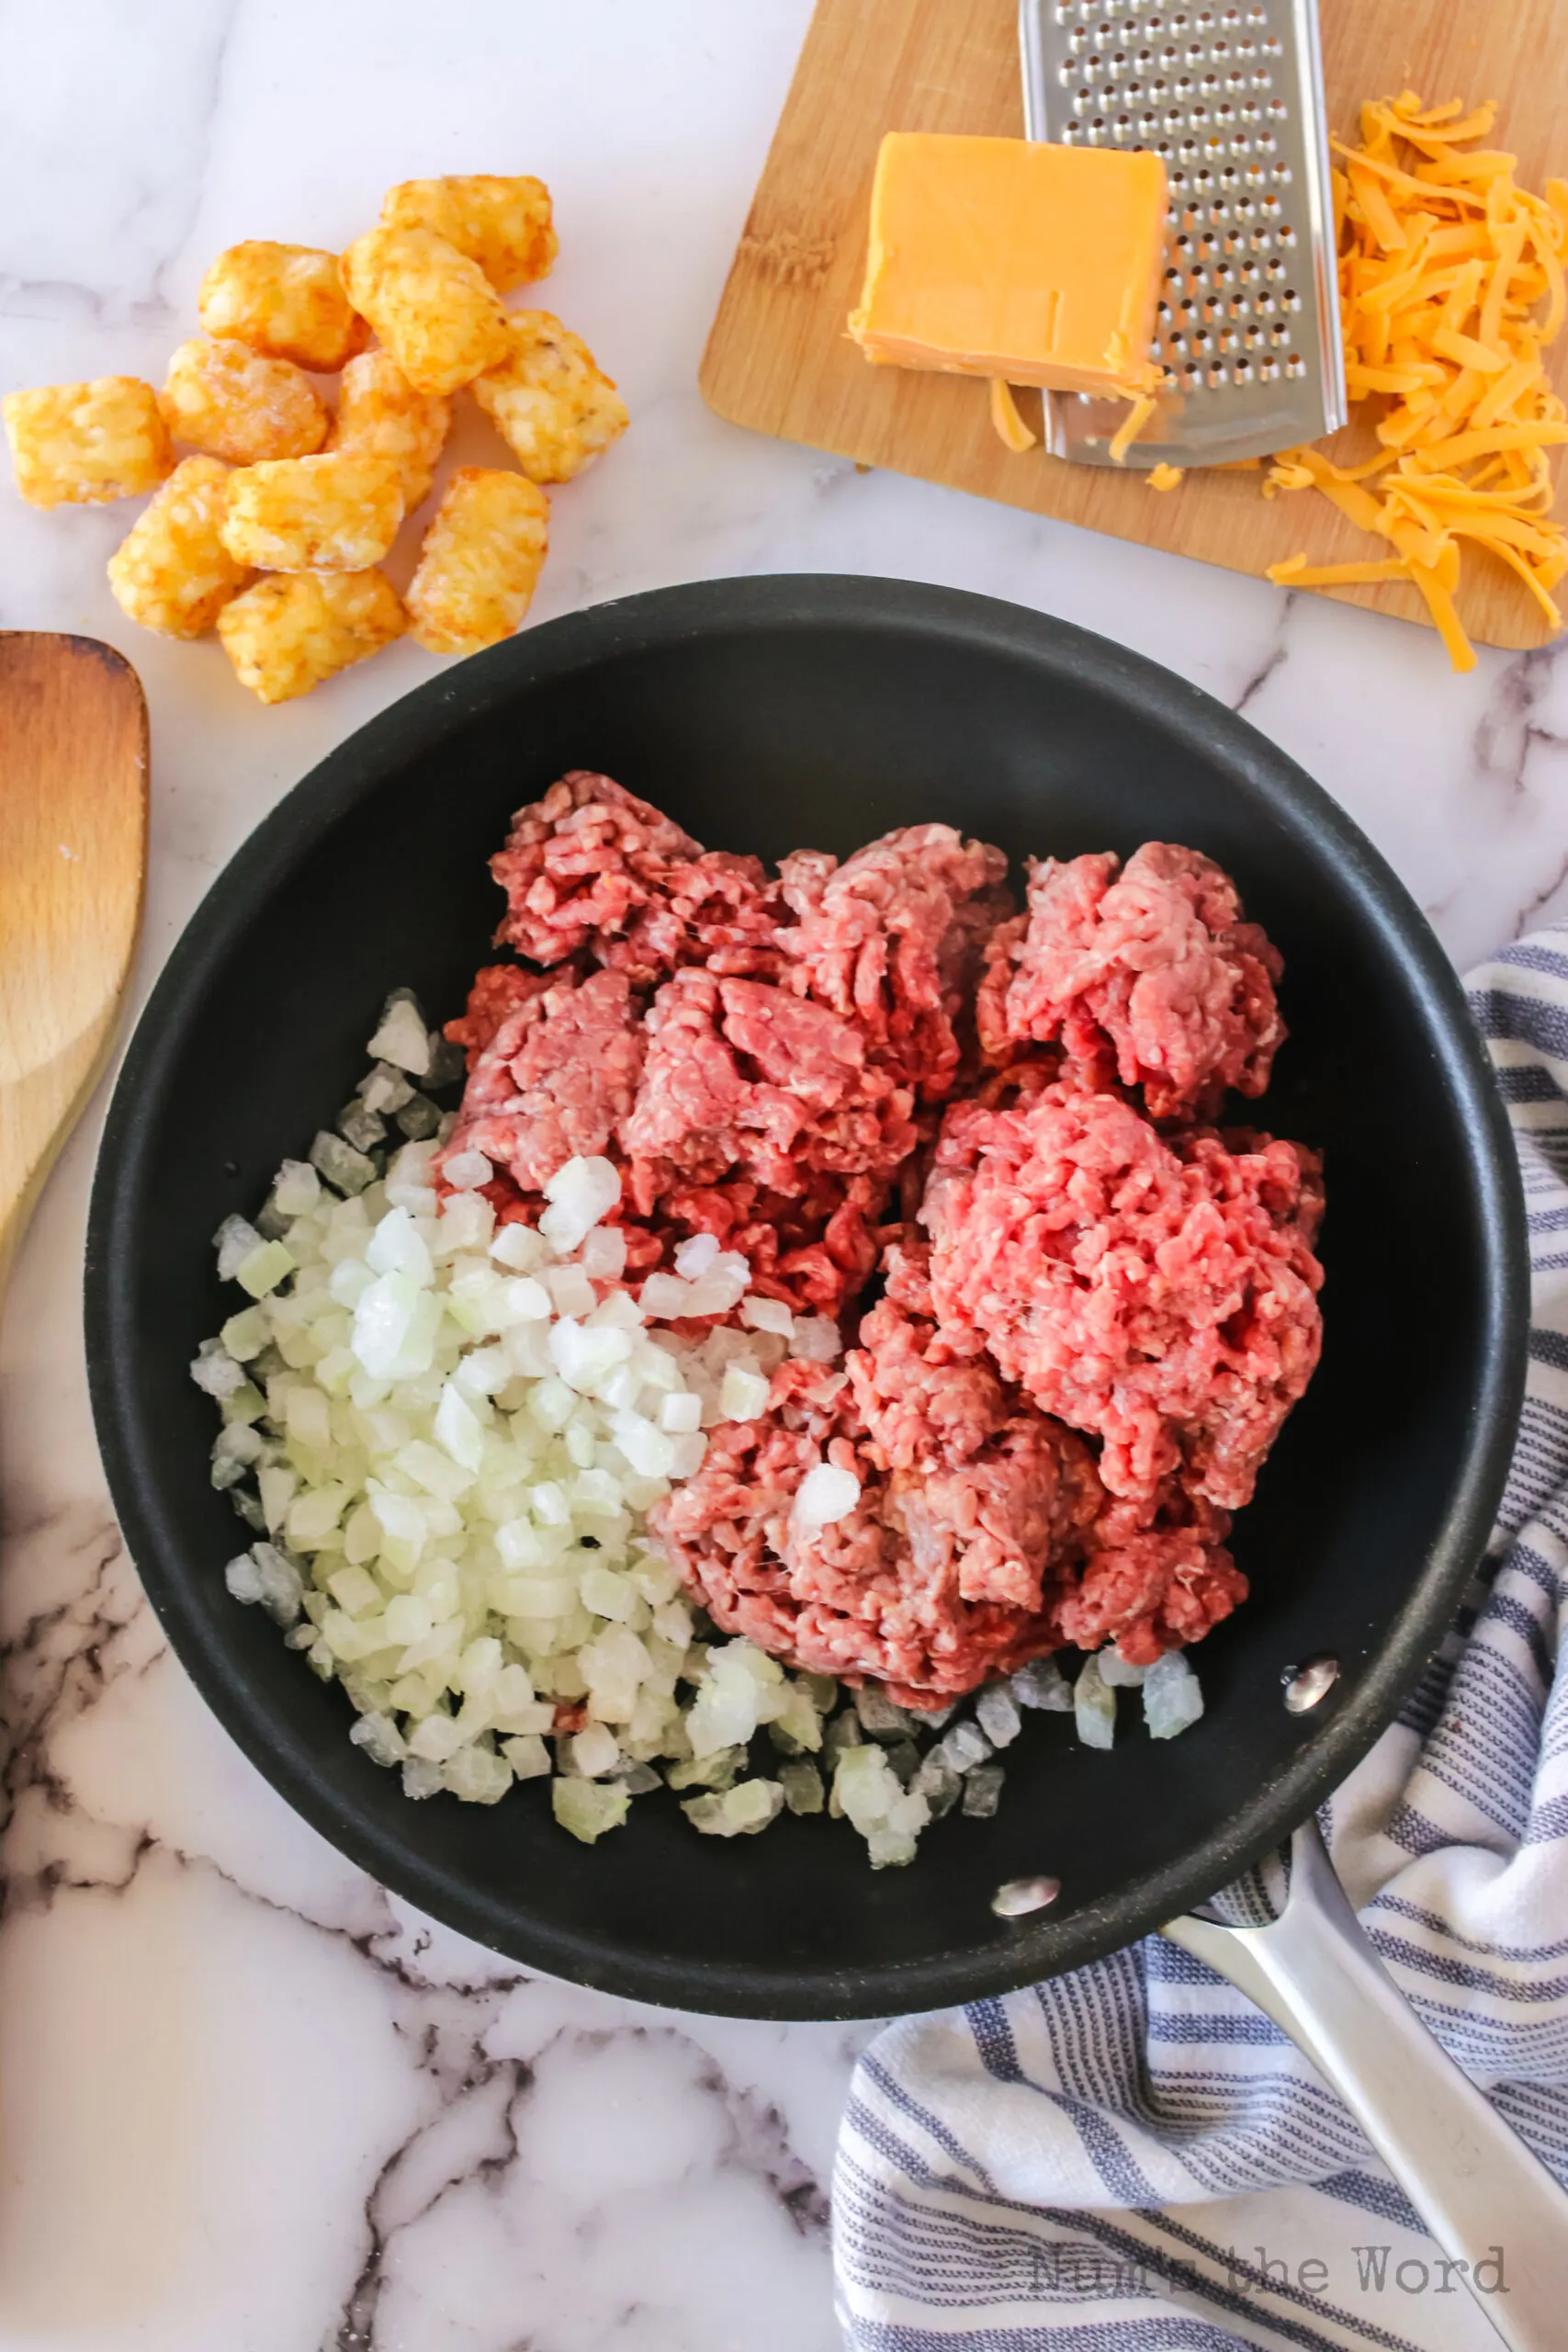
xmin=1162 ymin=1817 xmax=1568 ymax=2352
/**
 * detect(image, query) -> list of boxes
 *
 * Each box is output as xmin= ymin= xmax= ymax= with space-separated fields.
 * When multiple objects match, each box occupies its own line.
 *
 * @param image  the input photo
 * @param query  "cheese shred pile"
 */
xmin=1264 ymin=92 xmax=1568 ymax=671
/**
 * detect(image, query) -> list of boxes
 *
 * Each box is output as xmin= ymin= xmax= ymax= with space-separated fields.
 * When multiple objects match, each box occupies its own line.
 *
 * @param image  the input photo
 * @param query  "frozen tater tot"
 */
xmin=220 ymin=453 xmax=402 ymax=572
xmin=217 ymin=568 xmax=405 ymax=704
xmin=379 ymin=175 xmax=557 ymax=293
xmin=404 ymin=467 xmax=548 ymax=655
xmin=198 ymin=241 xmax=367 ymax=372
xmin=340 ymin=227 xmax=510 ymax=396
xmin=107 ymin=455 xmax=248 ymax=636
xmin=470 ymin=313 xmax=628 ymax=484
xmin=161 ymin=337 xmax=328 ymax=465
xmin=327 ymin=351 xmax=450 ymax=511
xmin=4 ymin=376 xmax=172 ymax=507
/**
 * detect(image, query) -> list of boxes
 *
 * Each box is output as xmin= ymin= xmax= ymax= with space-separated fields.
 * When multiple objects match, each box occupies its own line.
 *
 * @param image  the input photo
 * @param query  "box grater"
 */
xmin=1019 ymin=0 xmax=1346 ymax=466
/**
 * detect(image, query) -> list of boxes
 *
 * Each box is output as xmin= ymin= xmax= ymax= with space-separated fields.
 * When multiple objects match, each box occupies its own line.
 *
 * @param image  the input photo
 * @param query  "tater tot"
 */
xmin=220 ymin=453 xmax=403 ymax=572
xmin=470 ymin=313 xmax=628 ymax=484
xmin=379 ymin=175 xmax=557 ymax=294
xmin=327 ymin=351 xmax=450 ymax=511
xmin=107 ymin=455 xmax=248 ymax=636
xmin=340 ymin=227 xmax=510 ymax=396
xmin=404 ymin=467 xmax=548 ymax=655
xmin=217 ymin=569 xmax=405 ymax=704
xmin=4 ymin=376 xmax=172 ymax=507
xmin=161 ymin=337 xmax=328 ymax=465
xmin=198 ymin=241 xmax=367 ymax=372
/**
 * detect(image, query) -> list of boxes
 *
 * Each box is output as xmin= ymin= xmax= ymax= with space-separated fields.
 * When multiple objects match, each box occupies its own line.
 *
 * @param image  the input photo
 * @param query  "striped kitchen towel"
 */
xmin=833 ymin=928 xmax=1568 ymax=2352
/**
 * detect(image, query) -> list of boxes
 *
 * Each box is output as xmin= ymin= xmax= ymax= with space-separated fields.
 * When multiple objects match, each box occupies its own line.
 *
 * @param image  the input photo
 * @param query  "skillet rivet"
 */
xmin=1282 ymin=1654 xmax=1340 ymax=1713
xmin=991 ymin=1875 xmax=1061 ymax=1919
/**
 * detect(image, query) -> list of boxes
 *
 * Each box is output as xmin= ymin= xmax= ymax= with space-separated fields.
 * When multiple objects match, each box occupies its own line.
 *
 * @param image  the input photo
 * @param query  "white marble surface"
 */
xmin=0 ymin=3 xmax=1562 ymax=2345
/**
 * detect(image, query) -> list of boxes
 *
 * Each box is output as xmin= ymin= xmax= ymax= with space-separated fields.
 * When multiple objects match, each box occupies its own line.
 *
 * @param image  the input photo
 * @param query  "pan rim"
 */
xmin=84 ymin=572 xmax=1529 ymax=2018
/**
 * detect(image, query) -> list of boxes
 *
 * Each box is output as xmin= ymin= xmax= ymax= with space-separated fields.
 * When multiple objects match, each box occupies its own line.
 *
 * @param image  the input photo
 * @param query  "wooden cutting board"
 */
xmin=701 ymin=0 xmax=1568 ymax=652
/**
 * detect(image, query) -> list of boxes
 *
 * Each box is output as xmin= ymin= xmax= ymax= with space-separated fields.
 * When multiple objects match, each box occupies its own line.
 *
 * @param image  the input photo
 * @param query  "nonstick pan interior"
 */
xmin=86 ymin=576 xmax=1526 ymax=2018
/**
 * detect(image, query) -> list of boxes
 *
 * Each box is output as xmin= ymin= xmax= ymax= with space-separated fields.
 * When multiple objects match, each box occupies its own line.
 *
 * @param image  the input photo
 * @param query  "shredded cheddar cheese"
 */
xmin=1146 ymin=462 xmax=1185 ymax=491
xmin=1108 ymin=392 xmax=1157 ymax=464
xmin=1265 ymin=91 xmax=1568 ymax=671
xmin=989 ymin=379 xmax=1039 ymax=452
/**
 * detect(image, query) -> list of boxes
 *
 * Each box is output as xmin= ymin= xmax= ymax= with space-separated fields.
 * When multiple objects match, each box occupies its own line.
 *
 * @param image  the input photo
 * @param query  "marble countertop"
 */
xmin=0 ymin=3 xmax=1561 ymax=2345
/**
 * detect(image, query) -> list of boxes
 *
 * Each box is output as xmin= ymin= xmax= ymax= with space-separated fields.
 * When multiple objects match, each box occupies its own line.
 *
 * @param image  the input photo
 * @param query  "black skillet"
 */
xmin=85 ymin=575 xmax=1527 ymax=2020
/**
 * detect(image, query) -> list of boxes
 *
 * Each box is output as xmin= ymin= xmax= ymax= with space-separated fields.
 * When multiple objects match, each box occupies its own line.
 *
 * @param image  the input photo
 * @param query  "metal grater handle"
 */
xmin=1019 ymin=0 xmax=1346 ymax=466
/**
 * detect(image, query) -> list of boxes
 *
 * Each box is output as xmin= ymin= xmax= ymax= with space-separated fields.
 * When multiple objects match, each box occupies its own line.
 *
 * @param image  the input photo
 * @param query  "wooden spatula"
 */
xmin=0 ymin=632 xmax=148 ymax=1302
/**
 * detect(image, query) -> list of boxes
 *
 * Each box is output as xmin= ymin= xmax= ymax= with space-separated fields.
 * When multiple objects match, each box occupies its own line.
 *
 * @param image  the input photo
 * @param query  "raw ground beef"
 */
xmin=654 ymin=1345 xmax=1107 ymax=1705
xmin=442 ymin=771 xmax=1322 ymax=1693
xmin=446 ymin=966 xmax=645 ymax=1193
xmin=920 ymin=1080 xmax=1324 ymax=1512
xmin=620 ymin=968 xmax=919 ymax=1189
xmin=443 ymin=780 xmax=1005 ymax=1311
xmin=657 ymin=1294 xmax=1246 ymax=1702
xmin=978 ymin=843 xmax=1284 ymax=1118
xmin=779 ymin=826 xmax=1011 ymax=1097
xmin=489 ymin=768 xmax=783 ymax=982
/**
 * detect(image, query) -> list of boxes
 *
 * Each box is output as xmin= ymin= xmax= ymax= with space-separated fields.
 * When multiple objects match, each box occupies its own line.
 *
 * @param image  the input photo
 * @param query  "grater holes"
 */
xmin=1285 ymin=352 xmax=1306 ymax=378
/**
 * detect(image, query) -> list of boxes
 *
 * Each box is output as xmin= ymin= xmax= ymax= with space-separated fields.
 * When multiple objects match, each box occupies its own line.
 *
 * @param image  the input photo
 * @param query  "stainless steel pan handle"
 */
xmin=1164 ymin=1817 xmax=1568 ymax=2352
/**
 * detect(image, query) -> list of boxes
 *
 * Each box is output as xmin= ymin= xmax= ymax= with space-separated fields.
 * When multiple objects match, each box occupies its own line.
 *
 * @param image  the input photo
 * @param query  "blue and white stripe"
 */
xmin=834 ymin=928 xmax=1568 ymax=2352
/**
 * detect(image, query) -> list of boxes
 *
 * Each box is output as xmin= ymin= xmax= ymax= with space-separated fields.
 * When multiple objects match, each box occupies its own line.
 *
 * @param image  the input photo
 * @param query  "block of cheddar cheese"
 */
xmin=848 ymin=133 xmax=1168 ymax=397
